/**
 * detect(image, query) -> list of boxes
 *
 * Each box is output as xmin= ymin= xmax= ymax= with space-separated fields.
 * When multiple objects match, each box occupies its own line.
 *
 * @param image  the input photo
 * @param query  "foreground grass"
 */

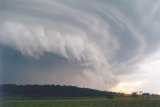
xmin=1 ymin=98 xmax=160 ymax=107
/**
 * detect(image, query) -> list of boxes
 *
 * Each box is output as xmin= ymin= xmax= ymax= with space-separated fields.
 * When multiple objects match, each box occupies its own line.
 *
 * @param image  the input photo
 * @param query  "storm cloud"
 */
xmin=0 ymin=0 xmax=160 ymax=91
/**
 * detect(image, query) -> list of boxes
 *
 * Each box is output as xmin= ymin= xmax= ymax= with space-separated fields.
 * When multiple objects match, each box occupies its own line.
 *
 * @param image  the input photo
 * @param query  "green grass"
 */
xmin=1 ymin=98 xmax=160 ymax=107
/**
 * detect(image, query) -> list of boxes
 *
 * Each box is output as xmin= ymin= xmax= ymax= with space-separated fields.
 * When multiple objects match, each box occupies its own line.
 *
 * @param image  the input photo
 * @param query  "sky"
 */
xmin=0 ymin=0 xmax=160 ymax=94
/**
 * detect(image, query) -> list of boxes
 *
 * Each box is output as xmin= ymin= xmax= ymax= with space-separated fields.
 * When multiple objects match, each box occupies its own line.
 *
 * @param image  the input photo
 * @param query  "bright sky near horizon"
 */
xmin=0 ymin=0 xmax=160 ymax=94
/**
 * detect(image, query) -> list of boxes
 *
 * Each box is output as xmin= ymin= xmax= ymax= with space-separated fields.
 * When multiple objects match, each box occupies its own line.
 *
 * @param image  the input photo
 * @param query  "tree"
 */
xmin=131 ymin=92 xmax=139 ymax=97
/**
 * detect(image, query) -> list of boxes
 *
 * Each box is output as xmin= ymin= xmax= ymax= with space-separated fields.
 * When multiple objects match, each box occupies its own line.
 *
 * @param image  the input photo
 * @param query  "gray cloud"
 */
xmin=0 ymin=0 xmax=160 ymax=90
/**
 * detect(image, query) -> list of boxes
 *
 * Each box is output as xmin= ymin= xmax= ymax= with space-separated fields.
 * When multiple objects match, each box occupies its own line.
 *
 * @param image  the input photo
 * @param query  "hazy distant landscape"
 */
xmin=0 ymin=84 xmax=115 ymax=98
xmin=1 ymin=84 xmax=160 ymax=107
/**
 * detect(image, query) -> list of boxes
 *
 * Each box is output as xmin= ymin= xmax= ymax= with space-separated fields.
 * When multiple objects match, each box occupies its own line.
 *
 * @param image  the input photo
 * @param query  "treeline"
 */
xmin=0 ymin=84 xmax=115 ymax=99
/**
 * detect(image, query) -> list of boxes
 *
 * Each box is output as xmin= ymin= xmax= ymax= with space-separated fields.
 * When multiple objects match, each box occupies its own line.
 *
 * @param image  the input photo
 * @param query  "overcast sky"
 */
xmin=0 ymin=0 xmax=160 ymax=94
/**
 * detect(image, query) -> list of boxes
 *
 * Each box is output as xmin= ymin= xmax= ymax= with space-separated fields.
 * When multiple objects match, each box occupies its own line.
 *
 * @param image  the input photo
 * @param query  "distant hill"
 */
xmin=0 ymin=84 xmax=115 ymax=99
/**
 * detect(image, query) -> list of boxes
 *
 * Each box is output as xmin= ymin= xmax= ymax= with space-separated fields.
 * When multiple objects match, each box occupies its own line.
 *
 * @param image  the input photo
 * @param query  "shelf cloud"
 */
xmin=0 ymin=0 xmax=160 ymax=91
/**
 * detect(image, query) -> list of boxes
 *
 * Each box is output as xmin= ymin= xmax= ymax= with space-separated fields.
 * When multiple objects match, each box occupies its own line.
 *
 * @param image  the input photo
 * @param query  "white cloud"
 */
xmin=1 ymin=0 xmax=160 ymax=92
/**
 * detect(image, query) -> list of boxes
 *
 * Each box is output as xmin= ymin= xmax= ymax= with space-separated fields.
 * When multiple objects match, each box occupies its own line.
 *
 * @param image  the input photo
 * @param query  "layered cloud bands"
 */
xmin=0 ymin=0 xmax=160 ymax=90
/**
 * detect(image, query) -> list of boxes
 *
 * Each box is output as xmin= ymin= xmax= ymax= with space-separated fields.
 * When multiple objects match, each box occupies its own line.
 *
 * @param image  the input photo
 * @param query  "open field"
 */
xmin=1 ymin=98 xmax=160 ymax=107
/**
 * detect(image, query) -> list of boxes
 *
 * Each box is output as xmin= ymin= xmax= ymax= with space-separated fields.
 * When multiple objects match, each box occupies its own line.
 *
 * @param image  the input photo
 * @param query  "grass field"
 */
xmin=1 ymin=98 xmax=160 ymax=107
